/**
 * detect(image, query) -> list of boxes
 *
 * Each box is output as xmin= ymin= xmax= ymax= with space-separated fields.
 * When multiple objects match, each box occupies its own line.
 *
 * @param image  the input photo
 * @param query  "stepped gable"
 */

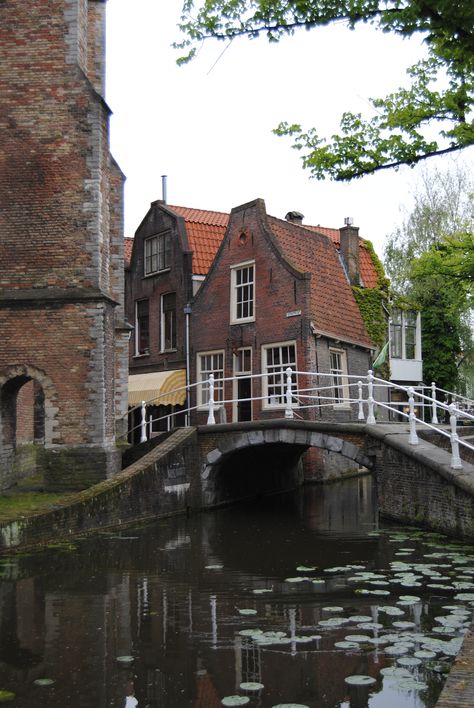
xmin=267 ymin=215 xmax=374 ymax=349
xmin=166 ymin=205 xmax=228 ymax=276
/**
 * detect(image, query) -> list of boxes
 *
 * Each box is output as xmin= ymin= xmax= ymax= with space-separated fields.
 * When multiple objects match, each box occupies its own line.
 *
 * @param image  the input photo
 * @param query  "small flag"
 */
xmin=373 ymin=341 xmax=389 ymax=368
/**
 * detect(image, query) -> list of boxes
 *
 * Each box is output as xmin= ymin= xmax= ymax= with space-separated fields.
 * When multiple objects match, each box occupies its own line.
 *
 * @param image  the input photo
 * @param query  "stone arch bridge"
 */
xmin=193 ymin=419 xmax=474 ymax=540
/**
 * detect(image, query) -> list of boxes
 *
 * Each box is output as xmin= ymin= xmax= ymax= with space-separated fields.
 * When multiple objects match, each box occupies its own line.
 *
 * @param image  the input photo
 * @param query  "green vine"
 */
xmin=352 ymin=287 xmax=387 ymax=349
xmin=352 ymin=240 xmax=391 ymax=379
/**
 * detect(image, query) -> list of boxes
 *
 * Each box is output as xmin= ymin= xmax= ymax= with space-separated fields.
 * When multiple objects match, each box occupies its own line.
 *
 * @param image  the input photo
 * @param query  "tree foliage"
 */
xmin=383 ymin=163 xmax=473 ymax=393
xmin=176 ymin=1 xmax=474 ymax=180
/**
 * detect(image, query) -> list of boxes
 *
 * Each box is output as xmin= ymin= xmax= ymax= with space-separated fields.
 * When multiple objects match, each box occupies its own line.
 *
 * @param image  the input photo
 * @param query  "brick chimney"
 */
xmin=339 ymin=218 xmax=360 ymax=285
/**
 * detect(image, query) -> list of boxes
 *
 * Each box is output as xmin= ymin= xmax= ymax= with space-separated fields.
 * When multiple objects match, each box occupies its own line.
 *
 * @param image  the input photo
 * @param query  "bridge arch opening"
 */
xmin=200 ymin=427 xmax=374 ymax=508
xmin=0 ymin=365 xmax=58 ymax=489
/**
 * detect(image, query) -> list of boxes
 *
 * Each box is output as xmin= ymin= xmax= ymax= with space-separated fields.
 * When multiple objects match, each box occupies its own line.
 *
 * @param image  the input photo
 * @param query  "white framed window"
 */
xmin=135 ymin=299 xmax=149 ymax=356
xmin=390 ymin=308 xmax=419 ymax=360
xmin=230 ymin=261 xmax=255 ymax=323
xmin=144 ymin=232 xmax=171 ymax=275
xmin=197 ymin=351 xmax=225 ymax=408
xmin=262 ymin=341 xmax=297 ymax=408
xmin=329 ymin=348 xmax=349 ymax=406
xmin=161 ymin=292 xmax=176 ymax=351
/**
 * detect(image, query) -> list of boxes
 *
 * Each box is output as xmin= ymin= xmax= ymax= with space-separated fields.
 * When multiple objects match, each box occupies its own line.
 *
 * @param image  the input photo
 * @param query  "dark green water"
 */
xmin=0 ymin=476 xmax=472 ymax=708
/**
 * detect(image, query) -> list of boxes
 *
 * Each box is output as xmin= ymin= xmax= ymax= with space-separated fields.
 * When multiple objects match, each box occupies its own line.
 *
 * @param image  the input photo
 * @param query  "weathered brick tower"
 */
xmin=0 ymin=0 xmax=129 ymax=489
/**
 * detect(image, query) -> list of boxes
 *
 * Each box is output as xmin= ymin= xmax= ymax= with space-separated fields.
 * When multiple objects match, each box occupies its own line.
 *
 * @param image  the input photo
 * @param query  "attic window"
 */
xmin=239 ymin=230 xmax=248 ymax=244
xmin=144 ymin=232 xmax=171 ymax=275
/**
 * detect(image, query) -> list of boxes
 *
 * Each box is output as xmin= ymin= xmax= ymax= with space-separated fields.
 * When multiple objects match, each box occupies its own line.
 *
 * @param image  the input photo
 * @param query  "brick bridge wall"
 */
xmin=1 ymin=421 xmax=474 ymax=553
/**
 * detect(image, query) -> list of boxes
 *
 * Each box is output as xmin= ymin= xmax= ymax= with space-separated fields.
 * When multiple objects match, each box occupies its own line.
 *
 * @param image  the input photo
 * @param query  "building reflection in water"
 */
xmin=0 ymin=475 xmax=432 ymax=708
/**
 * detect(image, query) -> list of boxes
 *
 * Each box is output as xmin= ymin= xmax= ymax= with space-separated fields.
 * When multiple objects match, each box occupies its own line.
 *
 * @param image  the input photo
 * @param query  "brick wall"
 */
xmin=0 ymin=0 xmax=127 ymax=486
xmin=190 ymin=199 xmax=372 ymax=425
xmin=126 ymin=204 xmax=191 ymax=373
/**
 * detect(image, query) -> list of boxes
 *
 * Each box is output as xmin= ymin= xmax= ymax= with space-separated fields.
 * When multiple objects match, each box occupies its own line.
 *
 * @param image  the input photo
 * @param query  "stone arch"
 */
xmin=200 ymin=428 xmax=373 ymax=506
xmin=0 ymin=364 xmax=59 ymax=488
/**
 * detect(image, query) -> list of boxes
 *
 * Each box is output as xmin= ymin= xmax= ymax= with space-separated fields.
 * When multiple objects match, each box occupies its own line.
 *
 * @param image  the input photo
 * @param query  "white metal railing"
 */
xmin=121 ymin=369 xmax=474 ymax=470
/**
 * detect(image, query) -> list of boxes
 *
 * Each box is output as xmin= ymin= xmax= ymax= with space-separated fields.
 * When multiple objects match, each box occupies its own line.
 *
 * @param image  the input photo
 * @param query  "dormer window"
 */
xmin=230 ymin=261 xmax=255 ymax=323
xmin=144 ymin=232 xmax=171 ymax=275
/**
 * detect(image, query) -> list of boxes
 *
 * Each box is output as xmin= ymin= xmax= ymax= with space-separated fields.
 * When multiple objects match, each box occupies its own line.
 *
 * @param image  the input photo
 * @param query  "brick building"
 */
xmin=125 ymin=201 xmax=228 ymax=437
xmin=189 ymin=199 xmax=376 ymax=425
xmin=0 ymin=0 xmax=129 ymax=489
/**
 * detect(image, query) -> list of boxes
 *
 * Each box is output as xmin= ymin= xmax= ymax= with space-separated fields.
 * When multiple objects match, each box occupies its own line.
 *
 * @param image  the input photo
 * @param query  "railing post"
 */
xmin=140 ymin=400 xmax=147 ymax=443
xmin=431 ymin=381 xmax=439 ymax=425
xmin=207 ymin=373 xmax=216 ymax=425
xmin=357 ymin=380 xmax=364 ymax=420
xmin=366 ymin=370 xmax=376 ymax=424
xmin=285 ymin=367 xmax=294 ymax=419
xmin=408 ymin=387 xmax=418 ymax=445
xmin=449 ymin=403 xmax=463 ymax=469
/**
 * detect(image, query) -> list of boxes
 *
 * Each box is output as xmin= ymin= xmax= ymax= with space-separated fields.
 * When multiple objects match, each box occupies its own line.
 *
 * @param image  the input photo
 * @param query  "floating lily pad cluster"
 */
xmin=224 ymin=527 xmax=474 ymax=703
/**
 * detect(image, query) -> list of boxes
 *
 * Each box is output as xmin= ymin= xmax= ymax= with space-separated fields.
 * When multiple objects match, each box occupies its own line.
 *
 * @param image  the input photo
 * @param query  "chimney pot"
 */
xmin=285 ymin=210 xmax=304 ymax=224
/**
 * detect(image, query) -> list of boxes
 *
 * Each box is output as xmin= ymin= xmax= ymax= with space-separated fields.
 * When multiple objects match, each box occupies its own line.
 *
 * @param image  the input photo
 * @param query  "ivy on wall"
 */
xmin=351 ymin=240 xmax=391 ymax=379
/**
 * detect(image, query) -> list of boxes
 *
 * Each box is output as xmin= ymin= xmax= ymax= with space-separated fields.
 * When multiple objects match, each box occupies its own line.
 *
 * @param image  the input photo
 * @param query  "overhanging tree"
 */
xmin=176 ymin=1 xmax=474 ymax=180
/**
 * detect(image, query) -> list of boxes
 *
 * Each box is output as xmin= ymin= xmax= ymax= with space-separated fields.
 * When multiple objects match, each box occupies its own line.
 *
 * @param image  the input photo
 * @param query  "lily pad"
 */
xmin=397 ymin=656 xmax=422 ymax=667
xmin=221 ymin=697 xmax=250 ymax=706
xmin=33 ymin=678 xmax=55 ymax=686
xmin=240 ymin=682 xmax=264 ymax=692
xmin=344 ymin=675 xmax=376 ymax=686
xmin=237 ymin=609 xmax=257 ymax=616
xmin=116 ymin=655 xmax=134 ymax=663
xmin=335 ymin=641 xmax=361 ymax=649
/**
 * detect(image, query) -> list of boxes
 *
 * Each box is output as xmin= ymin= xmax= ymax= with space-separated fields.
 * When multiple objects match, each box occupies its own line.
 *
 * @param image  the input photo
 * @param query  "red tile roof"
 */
xmin=268 ymin=216 xmax=374 ymax=348
xmin=165 ymin=205 xmax=229 ymax=275
xmin=124 ymin=237 xmax=134 ymax=268
xmin=295 ymin=223 xmax=379 ymax=288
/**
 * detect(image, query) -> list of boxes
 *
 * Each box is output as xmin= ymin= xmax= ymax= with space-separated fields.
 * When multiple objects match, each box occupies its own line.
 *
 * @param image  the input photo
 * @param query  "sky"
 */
xmin=105 ymin=0 xmax=467 ymax=258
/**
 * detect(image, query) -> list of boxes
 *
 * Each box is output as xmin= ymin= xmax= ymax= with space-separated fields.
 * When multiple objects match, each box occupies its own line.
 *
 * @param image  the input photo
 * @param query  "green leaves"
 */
xmin=177 ymin=1 xmax=474 ymax=177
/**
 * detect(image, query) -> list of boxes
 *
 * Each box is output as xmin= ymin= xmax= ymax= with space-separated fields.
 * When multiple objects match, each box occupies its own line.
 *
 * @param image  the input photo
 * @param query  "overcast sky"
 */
xmin=105 ymin=0 xmax=466 ymax=258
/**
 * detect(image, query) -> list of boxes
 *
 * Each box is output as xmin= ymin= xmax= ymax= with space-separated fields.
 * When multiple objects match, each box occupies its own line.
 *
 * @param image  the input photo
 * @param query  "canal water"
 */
xmin=0 ymin=476 xmax=473 ymax=708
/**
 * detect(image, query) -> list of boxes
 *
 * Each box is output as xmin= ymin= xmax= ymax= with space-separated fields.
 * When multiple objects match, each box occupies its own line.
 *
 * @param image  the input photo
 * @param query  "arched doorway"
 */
xmin=0 ymin=366 xmax=56 ymax=490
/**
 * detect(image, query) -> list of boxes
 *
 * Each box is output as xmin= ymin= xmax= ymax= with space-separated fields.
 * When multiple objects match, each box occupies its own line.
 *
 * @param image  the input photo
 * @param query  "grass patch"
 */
xmin=0 ymin=492 xmax=75 ymax=524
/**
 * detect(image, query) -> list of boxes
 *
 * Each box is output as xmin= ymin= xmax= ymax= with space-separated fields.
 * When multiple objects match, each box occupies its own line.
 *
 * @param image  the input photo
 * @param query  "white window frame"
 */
xmin=197 ymin=350 xmax=225 ymax=409
xmin=160 ymin=292 xmax=177 ymax=352
xmin=230 ymin=261 xmax=255 ymax=324
xmin=144 ymin=231 xmax=171 ymax=276
xmin=329 ymin=348 xmax=350 ymax=407
xmin=262 ymin=341 xmax=297 ymax=410
xmin=390 ymin=309 xmax=421 ymax=361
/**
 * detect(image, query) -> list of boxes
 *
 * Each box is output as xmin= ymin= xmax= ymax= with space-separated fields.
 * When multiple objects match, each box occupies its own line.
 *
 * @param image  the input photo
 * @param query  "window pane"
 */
xmin=404 ymin=312 xmax=417 ymax=359
xmin=199 ymin=352 xmax=224 ymax=405
xmin=162 ymin=293 xmax=176 ymax=350
xmin=234 ymin=264 xmax=254 ymax=320
xmin=136 ymin=300 xmax=149 ymax=354
xmin=330 ymin=351 xmax=344 ymax=402
xmin=264 ymin=344 xmax=296 ymax=405
xmin=390 ymin=321 xmax=402 ymax=358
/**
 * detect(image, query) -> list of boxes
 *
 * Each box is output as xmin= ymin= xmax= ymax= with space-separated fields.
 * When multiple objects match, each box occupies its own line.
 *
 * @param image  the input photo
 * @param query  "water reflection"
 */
xmin=0 ymin=476 xmax=466 ymax=707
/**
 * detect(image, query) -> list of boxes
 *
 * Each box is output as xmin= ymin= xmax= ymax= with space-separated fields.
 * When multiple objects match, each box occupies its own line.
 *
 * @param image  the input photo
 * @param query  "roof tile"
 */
xmin=268 ymin=216 xmax=374 ymax=348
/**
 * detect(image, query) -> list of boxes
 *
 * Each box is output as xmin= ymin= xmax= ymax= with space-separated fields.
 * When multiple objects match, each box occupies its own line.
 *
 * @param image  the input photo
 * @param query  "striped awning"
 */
xmin=128 ymin=370 xmax=186 ymax=407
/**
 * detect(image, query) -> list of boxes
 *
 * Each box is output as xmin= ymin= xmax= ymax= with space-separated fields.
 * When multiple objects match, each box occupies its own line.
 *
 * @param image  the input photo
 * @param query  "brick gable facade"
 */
xmin=189 ymin=199 xmax=374 ymax=425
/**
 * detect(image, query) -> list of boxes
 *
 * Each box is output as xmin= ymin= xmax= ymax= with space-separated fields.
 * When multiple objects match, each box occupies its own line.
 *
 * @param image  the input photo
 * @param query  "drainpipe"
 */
xmin=184 ymin=303 xmax=192 ymax=426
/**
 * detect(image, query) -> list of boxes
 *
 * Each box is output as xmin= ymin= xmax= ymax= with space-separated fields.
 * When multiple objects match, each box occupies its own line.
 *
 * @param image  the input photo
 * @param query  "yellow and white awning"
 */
xmin=128 ymin=370 xmax=186 ymax=407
